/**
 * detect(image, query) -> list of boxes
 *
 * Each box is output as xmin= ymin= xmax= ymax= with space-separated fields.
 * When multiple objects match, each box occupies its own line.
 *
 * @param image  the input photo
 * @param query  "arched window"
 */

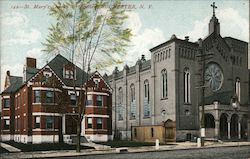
xmin=118 ymin=87 xmax=123 ymax=120
xmin=144 ymin=80 xmax=150 ymax=117
xmin=130 ymin=84 xmax=136 ymax=119
xmin=184 ymin=68 xmax=191 ymax=103
xmin=144 ymin=80 xmax=149 ymax=103
xmin=161 ymin=69 xmax=168 ymax=98
xmin=235 ymin=77 xmax=240 ymax=102
xmin=205 ymin=113 xmax=215 ymax=128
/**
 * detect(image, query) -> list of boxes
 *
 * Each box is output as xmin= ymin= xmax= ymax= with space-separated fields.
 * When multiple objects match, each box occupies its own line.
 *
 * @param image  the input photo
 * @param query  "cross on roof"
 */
xmin=211 ymin=2 xmax=217 ymax=16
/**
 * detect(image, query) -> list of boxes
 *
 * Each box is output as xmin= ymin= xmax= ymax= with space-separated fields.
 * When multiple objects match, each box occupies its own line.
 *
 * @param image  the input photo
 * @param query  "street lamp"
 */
xmin=231 ymin=94 xmax=240 ymax=142
xmin=231 ymin=94 xmax=240 ymax=110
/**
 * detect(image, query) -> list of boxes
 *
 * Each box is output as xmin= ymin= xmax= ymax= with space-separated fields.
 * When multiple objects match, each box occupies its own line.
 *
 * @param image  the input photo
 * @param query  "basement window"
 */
xmin=34 ymin=116 xmax=40 ymax=128
xmin=4 ymin=119 xmax=10 ymax=129
xmin=96 ymin=118 xmax=103 ymax=129
xmin=87 ymin=118 xmax=92 ymax=128
xmin=3 ymin=98 xmax=10 ymax=108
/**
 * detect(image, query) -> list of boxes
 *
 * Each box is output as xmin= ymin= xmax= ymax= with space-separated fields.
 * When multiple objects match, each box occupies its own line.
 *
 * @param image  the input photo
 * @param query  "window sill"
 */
xmin=32 ymin=128 xmax=58 ymax=131
xmin=33 ymin=103 xmax=58 ymax=105
xmin=86 ymin=105 xmax=106 ymax=108
xmin=161 ymin=97 xmax=168 ymax=100
xmin=143 ymin=116 xmax=151 ymax=119
xmin=184 ymin=103 xmax=192 ymax=105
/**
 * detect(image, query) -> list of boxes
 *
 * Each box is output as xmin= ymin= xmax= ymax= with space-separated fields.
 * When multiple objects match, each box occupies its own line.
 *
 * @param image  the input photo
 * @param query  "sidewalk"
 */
xmin=0 ymin=142 xmax=21 ymax=153
xmin=1 ymin=141 xmax=250 ymax=159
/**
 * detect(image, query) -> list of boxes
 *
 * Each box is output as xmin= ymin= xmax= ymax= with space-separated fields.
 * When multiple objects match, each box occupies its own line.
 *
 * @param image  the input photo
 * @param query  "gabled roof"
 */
xmin=202 ymin=32 xmax=230 ymax=51
xmin=204 ymin=91 xmax=233 ymax=105
xmin=26 ymin=67 xmax=39 ymax=81
xmin=149 ymin=37 xmax=198 ymax=52
xmin=46 ymin=54 xmax=87 ymax=87
xmin=88 ymin=71 xmax=112 ymax=92
xmin=2 ymin=76 xmax=23 ymax=94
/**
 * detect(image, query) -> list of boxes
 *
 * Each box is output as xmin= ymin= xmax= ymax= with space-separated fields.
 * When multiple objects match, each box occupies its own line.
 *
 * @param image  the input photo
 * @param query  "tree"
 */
xmin=43 ymin=0 xmax=132 ymax=152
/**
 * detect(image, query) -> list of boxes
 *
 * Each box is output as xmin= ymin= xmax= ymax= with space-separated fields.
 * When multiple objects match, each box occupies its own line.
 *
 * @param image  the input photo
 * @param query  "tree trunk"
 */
xmin=76 ymin=116 xmax=81 ymax=152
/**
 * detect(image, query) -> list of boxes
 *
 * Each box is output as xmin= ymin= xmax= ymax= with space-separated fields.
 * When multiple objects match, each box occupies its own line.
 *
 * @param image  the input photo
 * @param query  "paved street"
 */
xmin=52 ymin=146 xmax=250 ymax=159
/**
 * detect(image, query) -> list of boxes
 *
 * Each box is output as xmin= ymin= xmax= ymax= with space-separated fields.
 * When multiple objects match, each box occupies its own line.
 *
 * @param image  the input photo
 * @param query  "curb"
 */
xmin=1 ymin=143 xmax=250 ymax=159
xmin=32 ymin=144 xmax=250 ymax=158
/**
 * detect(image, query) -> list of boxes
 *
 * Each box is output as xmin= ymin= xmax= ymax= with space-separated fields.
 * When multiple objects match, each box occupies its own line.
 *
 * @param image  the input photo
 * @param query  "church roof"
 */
xmin=149 ymin=38 xmax=198 ymax=52
xmin=202 ymin=31 xmax=231 ymax=51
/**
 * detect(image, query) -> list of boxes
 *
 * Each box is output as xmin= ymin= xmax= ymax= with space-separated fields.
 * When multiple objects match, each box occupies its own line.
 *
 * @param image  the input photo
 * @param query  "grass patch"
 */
xmin=4 ymin=141 xmax=93 ymax=152
xmin=0 ymin=146 xmax=9 ymax=154
xmin=97 ymin=140 xmax=155 ymax=148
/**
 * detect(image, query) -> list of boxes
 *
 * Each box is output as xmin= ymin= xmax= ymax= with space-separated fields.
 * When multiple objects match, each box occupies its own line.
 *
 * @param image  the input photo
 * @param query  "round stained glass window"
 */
xmin=205 ymin=63 xmax=223 ymax=92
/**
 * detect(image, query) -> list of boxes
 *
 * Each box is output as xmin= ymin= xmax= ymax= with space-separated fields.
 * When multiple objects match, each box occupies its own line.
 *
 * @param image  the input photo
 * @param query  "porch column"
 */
xmin=238 ymin=122 xmax=241 ymax=139
xmin=227 ymin=120 xmax=231 ymax=139
xmin=62 ymin=114 xmax=66 ymax=134
xmin=215 ymin=120 xmax=219 ymax=139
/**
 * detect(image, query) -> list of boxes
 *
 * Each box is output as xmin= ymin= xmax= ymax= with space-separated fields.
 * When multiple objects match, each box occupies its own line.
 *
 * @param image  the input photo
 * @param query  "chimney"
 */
xmin=6 ymin=70 xmax=10 ymax=76
xmin=185 ymin=36 xmax=189 ymax=41
xmin=141 ymin=54 xmax=146 ymax=62
xmin=26 ymin=57 xmax=36 ymax=68
xmin=4 ymin=71 xmax=11 ymax=89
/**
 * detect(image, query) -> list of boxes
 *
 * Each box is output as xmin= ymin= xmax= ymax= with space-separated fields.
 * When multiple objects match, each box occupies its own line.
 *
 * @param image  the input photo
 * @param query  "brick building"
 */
xmin=108 ymin=4 xmax=249 ymax=142
xmin=1 ymin=54 xmax=112 ymax=143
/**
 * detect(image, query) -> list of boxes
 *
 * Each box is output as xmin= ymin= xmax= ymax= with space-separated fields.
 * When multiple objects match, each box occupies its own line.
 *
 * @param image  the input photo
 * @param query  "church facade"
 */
xmin=108 ymin=5 xmax=249 ymax=141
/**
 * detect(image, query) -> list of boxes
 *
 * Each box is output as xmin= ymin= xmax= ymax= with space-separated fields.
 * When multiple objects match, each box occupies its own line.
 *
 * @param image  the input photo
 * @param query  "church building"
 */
xmin=108 ymin=3 xmax=249 ymax=142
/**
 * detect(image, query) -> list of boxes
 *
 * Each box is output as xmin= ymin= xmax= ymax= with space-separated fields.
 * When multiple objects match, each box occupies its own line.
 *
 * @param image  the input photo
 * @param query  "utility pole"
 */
xmin=197 ymin=38 xmax=213 ymax=146
xmin=198 ymin=39 xmax=205 ymax=147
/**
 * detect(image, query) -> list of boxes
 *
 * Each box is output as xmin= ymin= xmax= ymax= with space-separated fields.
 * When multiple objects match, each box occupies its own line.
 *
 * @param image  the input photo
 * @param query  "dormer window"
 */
xmin=65 ymin=70 xmax=74 ymax=79
xmin=93 ymin=78 xmax=100 ymax=89
xmin=64 ymin=64 xmax=75 ymax=79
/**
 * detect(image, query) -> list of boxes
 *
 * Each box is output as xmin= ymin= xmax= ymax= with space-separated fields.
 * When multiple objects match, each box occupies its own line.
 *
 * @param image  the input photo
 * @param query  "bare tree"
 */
xmin=43 ymin=0 xmax=132 ymax=152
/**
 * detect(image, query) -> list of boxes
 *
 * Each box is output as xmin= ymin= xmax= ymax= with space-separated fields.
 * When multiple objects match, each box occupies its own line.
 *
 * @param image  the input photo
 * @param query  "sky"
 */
xmin=0 ymin=0 xmax=249 ymax=91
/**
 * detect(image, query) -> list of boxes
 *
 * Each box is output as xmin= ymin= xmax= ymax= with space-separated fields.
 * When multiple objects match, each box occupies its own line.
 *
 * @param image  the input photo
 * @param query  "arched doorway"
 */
xmin=205 ymin=113 xmax=215 ymax=138
xmin=219 ymin=113 xmax=228 ymax=139
xmin=241 ymin=115 xmax=248 ymax=140
xmin=205 ymin=113 xmax=215 ymax=128
xmin=164 ymin=119 xmax=176 ymax=142
xmin=230 ymin=114 xmax=239 ymax=139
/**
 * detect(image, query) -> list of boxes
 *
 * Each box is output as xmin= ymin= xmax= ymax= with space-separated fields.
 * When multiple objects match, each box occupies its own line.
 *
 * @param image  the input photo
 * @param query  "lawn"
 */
xmin=0 ymin=146 xmax=9 ymax=154
xmin=4 ymin=141 xmax=93 ymax=152
xmin=98 ymin=140 xmax=155 ymax=148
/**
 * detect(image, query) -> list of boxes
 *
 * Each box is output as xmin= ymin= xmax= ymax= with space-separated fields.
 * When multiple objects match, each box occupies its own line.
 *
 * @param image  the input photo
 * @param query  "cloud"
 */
xmin=0 ymin=12 xmax=29 ymax=27
xmin=125 ymin=28 xmax=165 ymax=65
xmin=26 ymin=48 xmax=43 ymax=58
xmin=125 ymin=11 xmax=142 ymax=35
xmin=218 ymin=8 xmax=249 ymax=42
xmin=183 ymin=8 xmax=249 ymax=42
xmin=26 ymin=48 xmax=49 ymax=67
xmin=0 ymin=12 xmax=41 ymax=46
xmin=99 ymin=12 xmax=166 ymax=74
xmin=2 ymin=29 xmax=41 ymax=46
xmin=124 ymin=12 xmax=165 ymax=65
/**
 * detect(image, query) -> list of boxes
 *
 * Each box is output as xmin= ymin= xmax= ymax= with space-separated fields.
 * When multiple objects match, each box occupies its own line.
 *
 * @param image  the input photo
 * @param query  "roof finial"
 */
xmin=211 ymin=2 xmax=217 ymax=16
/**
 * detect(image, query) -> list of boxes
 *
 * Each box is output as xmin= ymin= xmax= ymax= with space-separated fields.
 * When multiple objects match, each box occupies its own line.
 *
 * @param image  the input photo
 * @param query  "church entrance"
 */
xmin=230 ymin=114 xmax=239 ymax=139
xmin=204 ymin=113 xmax=215 ymax=138
xmin=164 ymin=119 xmax=176 ymax=142
xmin=219 ymin=113 xmax=228 ymax=139
xmin=241 ymin=115 xmax=248 ymax=140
